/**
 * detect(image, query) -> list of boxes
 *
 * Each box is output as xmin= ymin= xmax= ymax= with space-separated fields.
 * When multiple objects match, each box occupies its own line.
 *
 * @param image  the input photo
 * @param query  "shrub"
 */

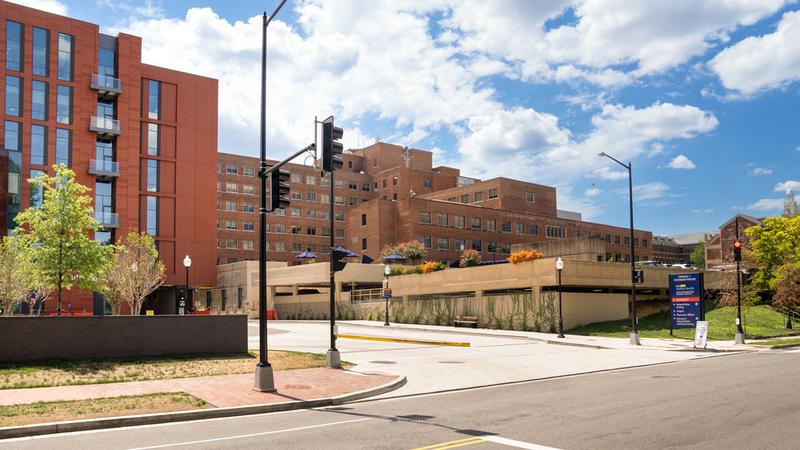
xmin=388 ymin=266 xmax=406 ymax=276
xmin=508 ymin=249 xmax=544 ymax=264
xmin=420 ymin=261 xmax=446 ymax=274
xmin=381 ymin=240 xmax=427 ymax=264
xmin=459 ymin=249 xmax=482 ymax=267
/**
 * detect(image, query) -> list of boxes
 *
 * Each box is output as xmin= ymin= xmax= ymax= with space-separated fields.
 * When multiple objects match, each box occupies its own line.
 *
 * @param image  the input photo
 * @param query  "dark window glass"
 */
xmin=57 ymin=85 xmax=72 ymax=124
xmin=96 ymin=139 xmax=113 ymax=162
xmin=57 ymin=33 xmax=73 ymax=81
xmin=5 ymin=75 xmax=21 ymax=116
xmin=30 ymin=125 xmax=47 ymax=165
xmin=32 ymin=27 xmax=49 ymax=76
xmin=95 ymin=181 xmax=113 ymax=216
xmin=31 ymin=80 xmax=48 ymax=120
xmin=55 ymin=128 xmax=71 ymax=166
xmin=98 ymin=47 xmax=115 ymax=78
xmin=5 ymin=21 xmax=22 ymax=72
xmin=4 ymin=121 xmax=20 ymax=151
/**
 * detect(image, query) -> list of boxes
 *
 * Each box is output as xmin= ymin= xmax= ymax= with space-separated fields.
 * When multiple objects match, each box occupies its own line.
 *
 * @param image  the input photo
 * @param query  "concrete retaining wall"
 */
xmin=0 ymin=315 xmax=247 ymax=362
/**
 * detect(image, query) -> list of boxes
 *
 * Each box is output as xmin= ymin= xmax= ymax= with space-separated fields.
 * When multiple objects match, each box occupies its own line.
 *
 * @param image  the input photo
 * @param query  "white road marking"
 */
xmin=480 ymin=434 xmax=561 ymax=449
xmin=126 ymin=418 xmax=371 ymax=449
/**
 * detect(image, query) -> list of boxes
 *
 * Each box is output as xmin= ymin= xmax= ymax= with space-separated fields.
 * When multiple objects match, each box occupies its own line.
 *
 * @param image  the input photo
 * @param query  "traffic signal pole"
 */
xmin=734 ymin=216 xmax=745 ymax=345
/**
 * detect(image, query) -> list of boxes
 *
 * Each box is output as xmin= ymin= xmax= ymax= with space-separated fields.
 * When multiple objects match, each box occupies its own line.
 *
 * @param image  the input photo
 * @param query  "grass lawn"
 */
xmin=0 ymin=392 xmax=208 ymax=427
xmin=0 ymin=351 xmax=331 ymax=390
xmin=570 ymin=304 xmax=800 ymax=341
xmin=751 ymin=337 xmax=800 ymax=347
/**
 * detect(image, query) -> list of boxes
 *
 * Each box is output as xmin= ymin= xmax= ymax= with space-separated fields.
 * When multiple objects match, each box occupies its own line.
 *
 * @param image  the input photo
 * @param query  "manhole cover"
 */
xmin=369 ymin=360 xmax=396 ymax=364
xmin=438 ymin=361 xmax=465 ymax=364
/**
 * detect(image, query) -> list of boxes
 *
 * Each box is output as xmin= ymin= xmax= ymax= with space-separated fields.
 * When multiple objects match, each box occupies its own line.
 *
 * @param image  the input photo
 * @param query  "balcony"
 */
xmin=88 ymin=159 xmax=120 ymax=178
xmin=94 ymin=211 xmax=119 ymax=228
xmin=90 ymin=74 xmax=122 ymax=96
xmin=90 ymin=116 xmax=120 ymax=137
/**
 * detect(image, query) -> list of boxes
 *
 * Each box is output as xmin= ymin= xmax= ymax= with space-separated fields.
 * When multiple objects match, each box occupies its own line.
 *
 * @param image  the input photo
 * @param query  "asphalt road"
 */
xmin=4 ymin=349 xmax=799 ymax=449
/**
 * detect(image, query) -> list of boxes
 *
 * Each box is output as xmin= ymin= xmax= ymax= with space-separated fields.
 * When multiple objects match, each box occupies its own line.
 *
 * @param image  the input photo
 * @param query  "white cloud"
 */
xmin=634 ymin=182 xmax=671 ymax=200
xmin=749 ymin=167 xmax=773 ymax=176
xmin=775 ymin=180 xmax=800 ymax=192
xmin=593 ymin=167 xmax=629 ymax=181
xmin=584 ymin=185 xmax=601 ymax=197
xmin=691 ymin=208 xmax=714 ymax=213
xmin=6 ymin=0 xmax=67 ymax=15
xmin=746 ymin=198 xmax=784 ymax=211
xmin=666 ymin=154 xmax=696 ymax=169
xmin=710 ymin=10 xmax=800 ymax=95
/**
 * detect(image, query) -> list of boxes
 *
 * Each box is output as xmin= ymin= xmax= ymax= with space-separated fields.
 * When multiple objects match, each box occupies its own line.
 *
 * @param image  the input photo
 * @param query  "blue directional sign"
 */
xmin=670 ymin=273 xmax=703 ymax=328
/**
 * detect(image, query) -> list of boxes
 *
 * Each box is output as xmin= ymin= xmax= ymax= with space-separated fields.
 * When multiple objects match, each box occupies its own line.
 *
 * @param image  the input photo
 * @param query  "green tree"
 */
xmin=15 ymin=165 xmax=111 ymax=314
xmin=0 ymin=236 xmax=29 ymax=315
xmin=690 ymin=240 xmax=706 ymax=269
xmin=98 ymin=230 xmax=165 ymax=315
xmin=745 ymin=216 xmax=800 ymax=291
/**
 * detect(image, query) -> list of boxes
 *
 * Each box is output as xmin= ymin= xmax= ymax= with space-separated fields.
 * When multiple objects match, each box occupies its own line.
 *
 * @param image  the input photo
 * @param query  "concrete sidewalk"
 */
xmin=0 ymin=368 xmax=399 ymax=408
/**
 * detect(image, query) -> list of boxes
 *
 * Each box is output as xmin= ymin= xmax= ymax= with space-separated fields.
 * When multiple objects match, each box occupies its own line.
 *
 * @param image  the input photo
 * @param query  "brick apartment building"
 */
xmin=218 ymin=142 xmax=653 ymax=265
xmin=1 ymin=1 xmax=217 ymax=313
xmin=705 ymin=214 xmax=762 ymax=269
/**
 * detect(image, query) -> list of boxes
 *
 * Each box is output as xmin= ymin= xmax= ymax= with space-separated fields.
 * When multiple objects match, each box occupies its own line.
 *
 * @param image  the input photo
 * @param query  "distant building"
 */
xmin=784 ymin=189 xmax=798 ymax=218
xmin=705 ymin=214 xmax=762 ymax=270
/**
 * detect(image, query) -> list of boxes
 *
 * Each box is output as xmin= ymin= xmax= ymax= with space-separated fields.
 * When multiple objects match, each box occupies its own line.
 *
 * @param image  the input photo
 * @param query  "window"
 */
xmin=516 ymin=223 xmax=524 ymax=234
xmin=471 ymin=240 xmax=482 ymax=252
xmin=274 ymin=242 xmax=287 ymax=252
xmin=349 ymin=198 xmax=358 ymax=206
xmin=243 ymin=203 xmax=255 ymax=213
xmin=146 ymin=196 xmax=158 ymax=235
xmin=54 ymin=85 xmax=71 ymax=124
xmin=226 ymin=182 xmax=237 ymax=192
xmin=546 ymin=226 xmax=566 ymax=239
xmin=227 ymin=239 xmax=238 ymax=249
xmin=292 ymin=173 xmax=303 ymax=183
xmin=237 ymin=287 xmax=245 ymax=309
xmin=373 ymin=158 xmax=378 ymax=167
xmin=335 ymin=196 xmax=344 ymax=205
xmin=486 ymin=219 xmax=496 ymax=232
xmin=226 ymin=164 xmax=238 ymax=174
xmin=307 ymin=227 xmax=317 ymax=235
xmin=321 ymin=175 xmax=330 ymax=187
xmin=31 ymin=80 xmax=48 ymax=120
xmin=306 ymin=175 xmax=316 ymax=185
xmin=525 ymin=192 xmax=535 ymax=203
xmin=448 ymin=197 xmax=456 ymax=202
xmin=382 ymin=179 xmax=387 ymax=189
xmin=421 ymin=236 xmax=432 ymax=249
xmin=470 ymin=217 xmax=481 ymax=230
xmin=460 ymin=194 xmax=469 ymax=204
xmin=147 ymin=123 xmax=159 ymax=155
xmin=392 ymin=176 xmax=397 ymax=186
xmin=348 ymin=182 xmax=357 ymax=190
xmin=502 ymin=243 xmax=512 ymax=255
xmin=225 ymin=200 xmax=236 ymax=211
xmin=243 ymin=222 xmax=255 ymax=231
xmin=454 ymin=215 xmax=465 ymax=228
xmin=615 ymin=235 xmax=621 ymax=244
xmin=148 ymin=80 xmax=160 ymax=120
xmin=362 ymin=183 xmax=370 ymax=192
xmin=420 ymin=211 xmax=432 ymax=224
xmin=292 ymin=243 xmax=302 ymax=252
xmin=321 ymin=228 xmax=331 ymax=237
xmin=55 ymin=129 xmax=71 ymax=166
xmin=98 ymin=46 xmax=115 ymax=78
xmin=501 ymin=222 xmax=511 ymax=233
xmin=624 ymin=236 xmax=630 ymax=245
xmin=274 ymin=208 xmax=286 ymax=216
xmin=4 ymin=76 xmax=21 ymax=116
xmin=423 ymin=179 xmax=432 ymax=189
xmin=30 ymin=169 xmax=44 ymax=207
xmin=361 ymin=214 xmax=367 ymax=226
xmin=361 ymin=238 xmax=368 ymax=251
xmin=226 ymin=220 xmax=237 ymax=230
xmin=5 ymin=21 xmax=22 ymax=72
xmin=4 ymin=121 xmax=20 ymax=151
xmin=605 ymin=234 xmax=612 ymax=243
xmin=642 ymin=239 xmax=648 ymax=248
xmin=487 ymin=242 xmax=497 ymax=253
xmin=437 ymin=213 xmax=448 ymax=226
xmin=455 ymin=239 xmax=466 ymax=251
xmin=307 ymin=209 xmax=317 ymax=219
xmin=474 ymin=191 xmax=483 ymax=202
xmin=291 ymin=191 xmax=302 ymax=200
xmin=290 ymin=207 xmax=300 ymax=218
xmin=488 ymin=188 xmax=498 ymax=199
xmin=57 ymin=33 xmax=73 ymax=81
xmin=634 ymin=238 xmax=639 ymax=248
xmin=307 ymin=192 xmax=317 ymax=202
xmin=33 ymin=27 xmax=50 ymax=77
xmin=147 ymin=159 xmax=159 ymax=192
xmin=275 ymin=224 xmax=286 ymax=233
xmin=335 ymin=228 xmax=345 ymax=238
xmin=243 ymin=166 xmax=256 ymax=177
xmin=437 ymin=237 xmax=449 ymax=250
xmin=30 ymin=125 xmax=47 ymax=165
xmin=291 ymin=226 xmax=301 ymax=235
xmin=335 ymin=211 xmax=345 ymax=221
xmin=530 ymin=224 xmax=539 ymax=235
xmin=321 ymin=194 xmax=329 ymax=203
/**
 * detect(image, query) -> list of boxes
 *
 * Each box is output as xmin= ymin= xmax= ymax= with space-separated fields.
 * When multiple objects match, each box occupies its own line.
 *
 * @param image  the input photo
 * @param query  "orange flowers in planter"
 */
xmin=508 ymin=249 xmax=544 ymax=264
xmin=420 ymin=261 xmax=446 ymax=273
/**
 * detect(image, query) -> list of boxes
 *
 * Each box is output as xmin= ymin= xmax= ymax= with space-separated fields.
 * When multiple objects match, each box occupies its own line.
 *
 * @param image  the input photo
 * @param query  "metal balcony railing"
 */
xmin=89 ymin=116 xmax=120 ymax=136
xmin=90 ymin=74 xmax=122 ymax=95
xmin=94 ymin=211 xmax=119 ymax=228
xmin=88 ymin=159 xmax=120 ymax=178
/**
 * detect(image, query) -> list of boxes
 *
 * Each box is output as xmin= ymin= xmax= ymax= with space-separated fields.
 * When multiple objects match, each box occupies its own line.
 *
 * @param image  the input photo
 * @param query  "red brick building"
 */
xmin=218 ymin=142 xmax=653 ymax=265
xmin=1 ymin=1 xmax=217 ymax=313
xmin=705 ymin=214 xmax=762 ymax=269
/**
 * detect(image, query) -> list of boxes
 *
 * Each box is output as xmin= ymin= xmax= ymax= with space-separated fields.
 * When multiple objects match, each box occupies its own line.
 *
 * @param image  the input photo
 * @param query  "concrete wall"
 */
xmin=512 ymin=237 xmax=607 ymax=262
xmin=0 ymin=315 xmax=247 ymax=362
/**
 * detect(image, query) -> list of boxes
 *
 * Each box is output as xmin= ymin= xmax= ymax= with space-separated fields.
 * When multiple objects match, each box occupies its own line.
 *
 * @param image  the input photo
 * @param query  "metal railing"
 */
xmin=90 ymin=116 xmax=120 ymax=135
xmin=94 ymin=211 xmax=119 ymax=228
xmin=88 ymin=159 xmax=120 ymax=177
xmin=90 ymin=74 xmax=122 ymax=93
xmin=350 ymin=288 xmax=387 ymax=304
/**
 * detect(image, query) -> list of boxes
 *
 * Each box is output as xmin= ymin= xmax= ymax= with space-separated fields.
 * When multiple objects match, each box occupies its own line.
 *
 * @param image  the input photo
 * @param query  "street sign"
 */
xmin=383 ymin=288 xmax=392 ymax=298
xmin=694 ymin=321 xmax=709 ymax=349
xmin=670 ymin=273 xmax=704 ymax=329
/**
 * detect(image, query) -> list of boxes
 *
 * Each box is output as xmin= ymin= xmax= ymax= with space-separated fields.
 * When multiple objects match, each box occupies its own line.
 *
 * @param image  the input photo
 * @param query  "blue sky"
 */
xmin=16 ymin=0 xmax=800 ymax=236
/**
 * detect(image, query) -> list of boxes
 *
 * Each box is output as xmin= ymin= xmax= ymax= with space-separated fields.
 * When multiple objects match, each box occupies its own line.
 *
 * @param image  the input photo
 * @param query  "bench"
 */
xmin=453 ymin=315 xmax=478 ymax=328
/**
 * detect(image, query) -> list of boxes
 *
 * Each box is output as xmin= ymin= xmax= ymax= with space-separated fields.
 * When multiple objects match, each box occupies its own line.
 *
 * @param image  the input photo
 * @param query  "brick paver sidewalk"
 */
xmin=0 ymin=368 xmax=398 ymax=408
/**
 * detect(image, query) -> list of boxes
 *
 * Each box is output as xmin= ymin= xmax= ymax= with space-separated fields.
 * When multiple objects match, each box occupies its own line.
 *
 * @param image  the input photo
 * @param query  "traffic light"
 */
xmin=733 ymin=240 xmax=742 ymax=262
xmin=331 ymin=249 xmax=348 ymax=272
xmin=270 ymin=169 xmax=290 ymax=211
xmin=322 ymin=116 xmax=344 ymax=172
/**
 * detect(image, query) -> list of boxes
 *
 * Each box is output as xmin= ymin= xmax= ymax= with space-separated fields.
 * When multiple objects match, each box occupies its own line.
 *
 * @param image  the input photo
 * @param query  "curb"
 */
xmin=768 ymin=341 xmax=800 ymax=349
xmin=337 ymin=333 xmax=470 ymax=347
xmin=0 ymin=375 xmax=406 ymax=440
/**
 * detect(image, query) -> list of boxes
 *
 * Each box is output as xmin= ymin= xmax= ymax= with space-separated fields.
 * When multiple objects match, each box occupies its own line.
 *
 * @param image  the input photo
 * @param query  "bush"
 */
xmin=388 ymin=266 xmax=406 ymax=276
xmin=380 ymin=240 xmax=427 ymax=263
xmin=459 ymin=249 xmax=482 ymax=267
xmin=420 ymin=261 xmax=446 ymax=273
xmin=508 ymin=249 xmax=544 ymax=264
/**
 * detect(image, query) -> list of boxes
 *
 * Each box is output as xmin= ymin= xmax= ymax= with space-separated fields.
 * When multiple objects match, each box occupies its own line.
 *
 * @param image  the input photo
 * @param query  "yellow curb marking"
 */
xmin=412 ymin=436 xmax=485 ymax=450
xmin=337 ymin=334 xmax=470 ymax=347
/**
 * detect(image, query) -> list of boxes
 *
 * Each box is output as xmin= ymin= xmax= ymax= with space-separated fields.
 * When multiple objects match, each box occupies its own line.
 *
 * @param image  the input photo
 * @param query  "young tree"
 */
xmin=110 ymin=230 xmax=165 ymax=315
xmin=773 ymin=263 xmax=800 ymax=327
xmin=745 ymin=216 xmax=800 ymax=291
xmin=0 ymin=236 xmax=29 ymax=315
xmin=14 ymin=166 xmax=111 ymax=314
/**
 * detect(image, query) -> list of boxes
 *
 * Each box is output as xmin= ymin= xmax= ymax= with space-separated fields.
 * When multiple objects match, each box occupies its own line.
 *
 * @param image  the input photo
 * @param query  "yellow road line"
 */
xmin=337 ymin=334 xmax=470 ymax=347
xmin=412 ymin=436 xmax=485 ymax=450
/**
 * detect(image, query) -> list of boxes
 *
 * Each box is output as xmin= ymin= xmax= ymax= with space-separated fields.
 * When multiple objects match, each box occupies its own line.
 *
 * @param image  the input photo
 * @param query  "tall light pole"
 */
xmin=734 ymin=216 xmax=745 ymax=344
xmin=556 ymin=257 xmax=565 ymax=338
xmin=598 ymin=152 xmax=640 ymax=345
xmin=255 ymin=0 xmax=286 ymax=393
xmin=384 ymin=265 xmax=391 ymax=326
xmin=182 ymin=255 xmax=191 ymax=315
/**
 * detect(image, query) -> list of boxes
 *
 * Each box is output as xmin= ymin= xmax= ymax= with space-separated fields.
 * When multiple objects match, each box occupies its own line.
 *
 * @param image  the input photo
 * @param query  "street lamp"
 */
xmin=182 ymin=255 xmax=191 ymax=315
xmin=384 ymin=265 xmax=391 ymax=326
xmin=556 ymin=257 xmax=565 ymax=338
xmin=598 ymin=151 xmax=640 ymax=345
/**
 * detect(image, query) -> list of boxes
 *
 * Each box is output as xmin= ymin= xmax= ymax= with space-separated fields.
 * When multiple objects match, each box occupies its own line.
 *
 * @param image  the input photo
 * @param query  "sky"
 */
xmin=12 ymin=0 xmax=800 ymax=236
